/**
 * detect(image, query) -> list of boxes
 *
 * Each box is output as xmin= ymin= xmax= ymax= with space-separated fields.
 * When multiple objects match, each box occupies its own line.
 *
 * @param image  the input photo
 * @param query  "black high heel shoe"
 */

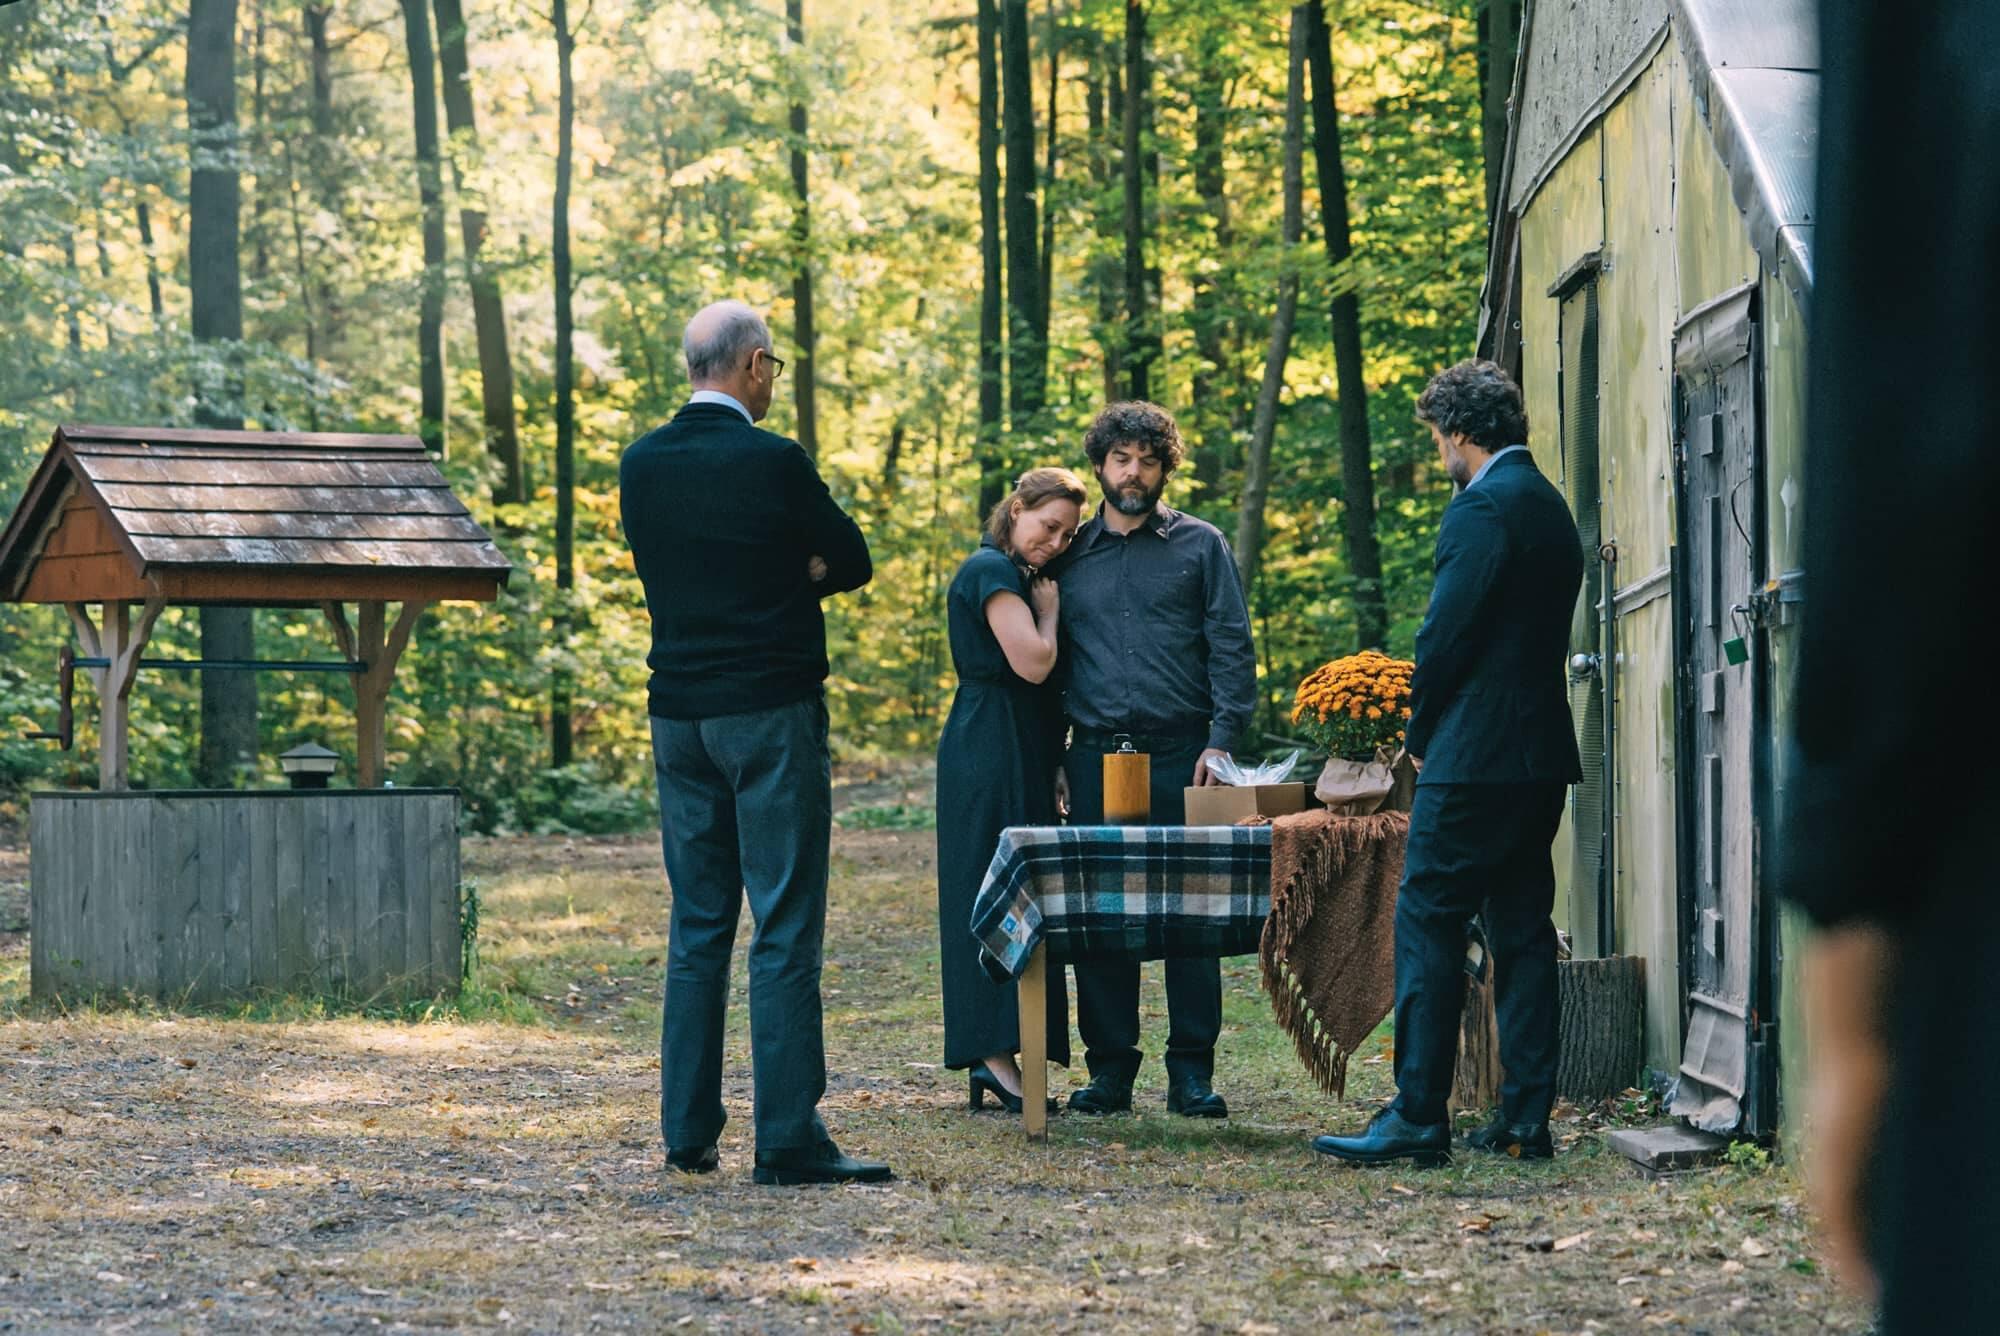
xmin=968 ymin=1065 xmax=1025 ymax=1114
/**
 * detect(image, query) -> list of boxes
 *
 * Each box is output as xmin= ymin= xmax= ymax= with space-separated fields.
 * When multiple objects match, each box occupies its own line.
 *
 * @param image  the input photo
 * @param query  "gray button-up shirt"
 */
xmin=1049 ymin=502 xmax=1257 ymax=752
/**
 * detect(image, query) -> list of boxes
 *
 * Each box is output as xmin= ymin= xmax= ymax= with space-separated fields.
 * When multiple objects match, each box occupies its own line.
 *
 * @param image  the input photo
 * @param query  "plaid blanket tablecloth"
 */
xmin=971 ymin=824 xmax=1272 ymax=982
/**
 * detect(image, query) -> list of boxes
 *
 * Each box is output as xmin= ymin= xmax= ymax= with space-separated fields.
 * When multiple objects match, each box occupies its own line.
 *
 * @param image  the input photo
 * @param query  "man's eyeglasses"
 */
xmin=751 ymin=350 xmax=786 ymax=379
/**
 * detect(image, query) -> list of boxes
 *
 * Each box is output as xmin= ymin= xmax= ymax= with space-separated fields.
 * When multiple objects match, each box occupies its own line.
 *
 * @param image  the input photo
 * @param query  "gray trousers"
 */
xmin=651 ymin=695 xmax=831 ymax=1153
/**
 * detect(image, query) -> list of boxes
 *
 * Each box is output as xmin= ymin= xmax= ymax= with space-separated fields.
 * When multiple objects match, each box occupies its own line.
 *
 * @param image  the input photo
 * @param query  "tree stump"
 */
xmin=1449 ymin=954 xmax=1647 ymax=1112
xmin=1556 ymin=955 xmax=1646 ymax=1102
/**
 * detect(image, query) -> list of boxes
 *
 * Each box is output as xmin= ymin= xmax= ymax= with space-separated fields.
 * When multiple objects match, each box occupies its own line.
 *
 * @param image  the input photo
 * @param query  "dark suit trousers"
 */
xmin=1391 ymin=780 xmax=1567 ymax=1126
xmin=651 ymin=696 xmax=831 ymax=1153
xmin=1064 ymin=731 xmax=1224 ymax=1084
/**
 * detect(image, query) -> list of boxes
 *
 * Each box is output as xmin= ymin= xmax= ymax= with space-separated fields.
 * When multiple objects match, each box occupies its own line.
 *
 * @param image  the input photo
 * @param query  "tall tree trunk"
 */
xmin=137 ymin=194 xmax=165 ymax=327
xmin=976 ymin=0 xmax=1005 ymax=513
xmin=304 ymin=4 xmax=340 ymax=351
xmin=1037 ymin=1 xmax=1057 ymax=357
xmin=1306 ymin=0 xmax=1385 ymax=651
xmin=1121 ymin=1 xmax=1156 ymax=401
xmin=1190 ymin=32 xmax=1232 ymax=493
xmin=401 ymin=0 xmax=447 ymax=456
xmin=787 ymin=0 xmax=818 ymax=458
xmin=249 ymin=0 xmax=268 ymax=280
xmin=1000 ymin=0 xmax=1042 ymax=419
xmin=1480 ymin=0 xmax=1521 ymax=224
xmin=434 ymin=0 xmax=525 ymax=506
xmin=188 ymin=0 xmax=258 ymax=787
xmin=551 ymin=0 xmax=577 ymax=768
xmin=1236 ymin=7 xmax=1308 ymax=596
xmin=1087 ymin=41 xmax=1121 ymax=403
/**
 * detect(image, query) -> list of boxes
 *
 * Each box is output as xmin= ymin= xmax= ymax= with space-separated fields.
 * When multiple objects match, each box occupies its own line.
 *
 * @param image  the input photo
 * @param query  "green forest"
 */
xmin=0 ymin=0 xmax=1515 ymax=833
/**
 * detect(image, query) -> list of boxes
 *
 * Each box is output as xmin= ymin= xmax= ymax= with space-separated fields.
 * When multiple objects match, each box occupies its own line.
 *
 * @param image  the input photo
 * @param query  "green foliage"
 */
xmin=0 ymin=0 xmax=1492 ymax=824
xmin=1726 ymin=1139 xmax=1774 ymax=1173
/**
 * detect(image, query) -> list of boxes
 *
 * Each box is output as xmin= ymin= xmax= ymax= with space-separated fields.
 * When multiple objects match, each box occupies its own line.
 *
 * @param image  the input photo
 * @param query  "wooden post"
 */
xmin=1019 ymin=944 xmax=1048 ymax=1140
xmin=348 ymin=599 xmax=427 ymax=788
xmin=67 ymin=597 xmax=165 ymax=791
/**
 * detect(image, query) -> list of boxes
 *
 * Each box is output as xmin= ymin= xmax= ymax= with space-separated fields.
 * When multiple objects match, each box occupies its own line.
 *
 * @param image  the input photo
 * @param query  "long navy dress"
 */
xmin=934 ymin=538 xmax=1071 ymax=1070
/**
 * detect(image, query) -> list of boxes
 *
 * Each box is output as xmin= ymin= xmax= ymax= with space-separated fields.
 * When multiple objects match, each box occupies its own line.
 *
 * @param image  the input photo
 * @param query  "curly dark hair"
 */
xmin=1082 ymin=400 xmax=1186 ymax=474
xmin=1414 ymin=360 xmax=1530 ymax=452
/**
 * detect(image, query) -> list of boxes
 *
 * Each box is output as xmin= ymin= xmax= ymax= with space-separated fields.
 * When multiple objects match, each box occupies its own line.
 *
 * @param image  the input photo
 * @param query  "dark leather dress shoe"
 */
xmin=1166 ymin=1075 xmax=1228 ymax=1119
xmin=1066 ymin=1071 xmax=1133 ymax=1116
xmin=1465 ymin=1114 xmax=1553 ymax=1159
xmin=666 ymin=1144 xmax=718 ymax=1175
xmin=752 ymin=1138 xmax=893 ymax=1186
xmin=1313 ymin=1109 xmax=1452 ymax=1167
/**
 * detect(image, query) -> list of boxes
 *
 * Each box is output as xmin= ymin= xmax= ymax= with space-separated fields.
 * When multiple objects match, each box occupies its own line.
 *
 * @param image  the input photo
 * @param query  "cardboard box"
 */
xmin=1183 ymin=781 xmax=1309 ymax=826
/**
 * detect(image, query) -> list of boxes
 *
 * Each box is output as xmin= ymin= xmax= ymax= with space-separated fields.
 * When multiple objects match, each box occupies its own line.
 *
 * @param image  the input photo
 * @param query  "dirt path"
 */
xmin=0 ymin=820 xmax=1868 ymax=1333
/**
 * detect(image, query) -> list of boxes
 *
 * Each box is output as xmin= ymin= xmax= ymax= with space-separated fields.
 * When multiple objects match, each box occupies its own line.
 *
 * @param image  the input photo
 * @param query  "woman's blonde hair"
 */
xmin=986 ymin=466 xmax=1088 ymax=548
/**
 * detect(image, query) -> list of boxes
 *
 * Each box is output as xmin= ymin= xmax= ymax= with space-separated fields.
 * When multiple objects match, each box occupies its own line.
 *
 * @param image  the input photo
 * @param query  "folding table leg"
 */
xmin=1019 ymin=944 xmax=1048 ymax=1141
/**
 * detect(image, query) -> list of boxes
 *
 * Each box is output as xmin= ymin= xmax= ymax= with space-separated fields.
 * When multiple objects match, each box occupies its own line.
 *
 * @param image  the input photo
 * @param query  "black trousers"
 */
xmin=1064 ymin=729 xmax=1223 ymax=1084
xmin=1391 ymin=780 xmax=1567 ymax=1126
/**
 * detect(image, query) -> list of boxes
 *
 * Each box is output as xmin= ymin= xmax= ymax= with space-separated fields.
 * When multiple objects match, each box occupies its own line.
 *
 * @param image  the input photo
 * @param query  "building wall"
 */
xmin=1598 ymin=39 xmax=1683 ymax=1076
xmin=1517 ymin=137 xmax=1604 ymax=939
xmin=1762 ymin=273 xmax=1811 ymax=1147
xmin=1515 ymin=27 xmax=1795 ymax=1084
xmin=1510 ymin=0 xmax=1669 ymax=214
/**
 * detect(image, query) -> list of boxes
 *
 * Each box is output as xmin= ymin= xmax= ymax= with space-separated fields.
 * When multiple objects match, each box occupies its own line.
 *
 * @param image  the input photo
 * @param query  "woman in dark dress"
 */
xmin=935 ymin=467 xmax=1087 ymax=1112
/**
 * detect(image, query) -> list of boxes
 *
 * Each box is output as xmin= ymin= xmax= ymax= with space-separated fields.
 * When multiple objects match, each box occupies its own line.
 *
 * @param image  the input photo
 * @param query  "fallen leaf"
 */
xmin=790 ymin=1257 xmax=820 ymax=1273
xmin=1553 ymin=1231 xmax=1591 ymax=1252
xmin=1389 ymin=1184 xmax=1417 ymax=1197
xmin=178 ymin=1057 xmax=197 ymax=1069
xmin=1740 ymin=1237 xmax=1772 ymax=1259
xmin=1720 ymin=1259 xmax=1745 ymax=1275
xmin=1458 ymin=1218 xmax=1492 ymax=1234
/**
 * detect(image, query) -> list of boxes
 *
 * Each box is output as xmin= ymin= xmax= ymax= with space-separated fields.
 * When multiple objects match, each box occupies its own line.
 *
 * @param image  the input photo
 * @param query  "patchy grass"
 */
xmin=0 ymin=808 xmax=1869 ymax=1332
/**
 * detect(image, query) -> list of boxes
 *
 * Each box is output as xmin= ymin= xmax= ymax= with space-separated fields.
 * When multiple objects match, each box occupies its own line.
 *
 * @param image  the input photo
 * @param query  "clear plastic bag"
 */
xmin=1202 ymin=748 xmax=1306 ymax=786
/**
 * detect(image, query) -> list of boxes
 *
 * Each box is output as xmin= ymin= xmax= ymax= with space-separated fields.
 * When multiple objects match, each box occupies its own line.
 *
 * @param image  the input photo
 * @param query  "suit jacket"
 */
xmin=619 ymin=402 xmax=871 ymax=720
xmin=1404 ymin=450 xmax=1582 ymax=786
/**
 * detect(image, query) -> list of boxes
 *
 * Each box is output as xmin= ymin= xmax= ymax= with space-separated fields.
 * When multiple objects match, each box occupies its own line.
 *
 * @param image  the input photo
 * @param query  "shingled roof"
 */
xmin=0 ymin=425 xmax=511 ymax=605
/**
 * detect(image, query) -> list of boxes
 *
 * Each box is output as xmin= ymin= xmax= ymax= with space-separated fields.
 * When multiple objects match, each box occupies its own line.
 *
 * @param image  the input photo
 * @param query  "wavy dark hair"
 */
xmin=1414 ymin=359 xmax=1530 ymax=452
xmin=1082 ymin=400 xmax=1186 ymax=474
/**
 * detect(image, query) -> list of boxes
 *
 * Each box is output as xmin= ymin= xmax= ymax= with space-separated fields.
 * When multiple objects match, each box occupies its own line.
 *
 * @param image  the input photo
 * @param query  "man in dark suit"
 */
xmin=620 ymin=300 xmax=890 ymax=1186
xmin=1315 ymin=359 xmax=1581 ymax=1166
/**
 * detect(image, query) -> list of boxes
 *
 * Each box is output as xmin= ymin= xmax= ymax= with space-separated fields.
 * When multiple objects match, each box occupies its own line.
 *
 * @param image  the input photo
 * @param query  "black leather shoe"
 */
xmin=1465 ymin=1113 xmax=1553 ymax=1159
xmin=752 ymin=1138 xmax=893 ymax=1186
xmin=665 ymin=1144 xmax=718 ymax=1175
xmin=1066 ymin=1070 xmax=1134 ymax=1116
xmin=1166 ymin=1075 xmax=1228 ymax=1119
xmin=1313 ymin=1109 xmax=1452 ymax=1167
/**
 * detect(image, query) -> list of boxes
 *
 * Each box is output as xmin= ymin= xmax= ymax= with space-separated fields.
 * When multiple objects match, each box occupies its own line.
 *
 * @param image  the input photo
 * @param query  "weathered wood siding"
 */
xmin=29 ymin=789 xmax=461 ymax=1004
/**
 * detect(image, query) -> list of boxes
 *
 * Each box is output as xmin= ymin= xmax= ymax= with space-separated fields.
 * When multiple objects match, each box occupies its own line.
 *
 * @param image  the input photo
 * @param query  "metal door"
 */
xmin=1668 ymin=285 xmax=1767 ymax=1134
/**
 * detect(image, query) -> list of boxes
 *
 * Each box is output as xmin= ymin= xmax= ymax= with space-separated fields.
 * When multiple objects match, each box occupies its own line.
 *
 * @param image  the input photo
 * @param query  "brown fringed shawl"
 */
xmin=1256 ymin=808 xmax=1410 ymax=1098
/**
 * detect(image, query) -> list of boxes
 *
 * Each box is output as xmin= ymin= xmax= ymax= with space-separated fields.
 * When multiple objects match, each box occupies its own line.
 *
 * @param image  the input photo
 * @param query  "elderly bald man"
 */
xmin=620 ymin=301 xmax=888 ymax=1185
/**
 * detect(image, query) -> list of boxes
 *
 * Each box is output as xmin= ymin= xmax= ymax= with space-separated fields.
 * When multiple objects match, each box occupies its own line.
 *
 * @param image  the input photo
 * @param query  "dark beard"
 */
xmin=1106 ymin=480 xmax=1162 ymax=516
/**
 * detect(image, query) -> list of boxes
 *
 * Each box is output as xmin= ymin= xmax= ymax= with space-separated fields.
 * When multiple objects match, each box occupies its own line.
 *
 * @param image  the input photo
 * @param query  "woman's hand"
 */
xmin=807 ymin=555 xmax=828 ymax=583
xmin=1054 ymin=766 xmax=1070 ymax=819
xmin=1030 ymin=577 xmax=1059 ymax=620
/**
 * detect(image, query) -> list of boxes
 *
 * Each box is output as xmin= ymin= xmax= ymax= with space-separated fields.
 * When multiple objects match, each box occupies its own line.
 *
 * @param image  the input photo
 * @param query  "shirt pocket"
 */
xmin=1138 ymin=558 xmax=1207 ymax=636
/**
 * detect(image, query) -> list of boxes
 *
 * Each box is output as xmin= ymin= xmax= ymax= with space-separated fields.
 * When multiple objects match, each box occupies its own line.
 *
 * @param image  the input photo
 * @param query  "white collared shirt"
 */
xmin=1468 ymin=444 xmax=1528 ymax=489
xmin=688 ymin=389 xmax=753 ymax=423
